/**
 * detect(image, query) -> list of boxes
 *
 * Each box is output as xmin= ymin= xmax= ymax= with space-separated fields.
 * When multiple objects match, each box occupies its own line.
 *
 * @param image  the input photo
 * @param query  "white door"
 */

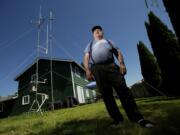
xmin=76 ymin=85 xmax=85 ymax=103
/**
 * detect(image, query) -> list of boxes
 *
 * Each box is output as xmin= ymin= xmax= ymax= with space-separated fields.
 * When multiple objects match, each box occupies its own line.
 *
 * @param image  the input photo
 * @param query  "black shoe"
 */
xmin=138 ymin=119 xmax=155 ymax=128
xmin=110 ymin=120 xmax=123 ymax=128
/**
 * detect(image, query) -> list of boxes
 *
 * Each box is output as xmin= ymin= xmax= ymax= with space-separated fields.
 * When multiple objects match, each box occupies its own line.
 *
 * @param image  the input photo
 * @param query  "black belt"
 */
xmin=92 ymin=59 xmax=115 ymax=65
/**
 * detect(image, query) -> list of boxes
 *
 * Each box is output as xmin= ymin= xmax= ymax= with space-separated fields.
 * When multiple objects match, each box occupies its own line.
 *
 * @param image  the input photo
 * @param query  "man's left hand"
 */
xmin=120 ymin=64 xmax=127 ymax=75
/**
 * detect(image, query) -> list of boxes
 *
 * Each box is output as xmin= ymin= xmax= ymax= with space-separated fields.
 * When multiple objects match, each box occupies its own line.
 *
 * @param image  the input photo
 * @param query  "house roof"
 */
xmin=14 ymin=57 xmax=85 ymax=81
xmin=0 ymin=94 xmax=18 ymax=103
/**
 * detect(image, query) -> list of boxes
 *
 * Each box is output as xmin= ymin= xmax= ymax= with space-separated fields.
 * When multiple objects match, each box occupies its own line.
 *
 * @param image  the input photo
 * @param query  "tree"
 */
xmin=162 ymin=0 xmax=180 ymax=44
xmin=137 ymin=41 xmax=162 ymax=95
xmin=145 ymin=12 xmax=180 ymax=96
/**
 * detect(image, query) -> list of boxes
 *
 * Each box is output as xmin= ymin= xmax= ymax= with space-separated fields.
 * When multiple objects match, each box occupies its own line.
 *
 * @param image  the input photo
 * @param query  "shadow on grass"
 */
xmin=32 ymin=100 xmax=180 ymax=135
xmin=36 ymin=118 xmax=127 ymax=135
xmin=148 ymin=106 xmax=180 ymax=135
xmin=35 ymin=109 xmax=180 ymax=135
xmin=136 ymin=96 xmax=180 ymax=103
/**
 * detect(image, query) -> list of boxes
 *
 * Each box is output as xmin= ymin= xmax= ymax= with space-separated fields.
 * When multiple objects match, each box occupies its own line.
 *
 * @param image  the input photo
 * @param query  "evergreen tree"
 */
xmin=145 ymin=12 xmax=180 ymax=96
xmin=162 ymin=0 xmax=180 ymax=44
xmin=137 ymin=41 xmax=162 ymax=95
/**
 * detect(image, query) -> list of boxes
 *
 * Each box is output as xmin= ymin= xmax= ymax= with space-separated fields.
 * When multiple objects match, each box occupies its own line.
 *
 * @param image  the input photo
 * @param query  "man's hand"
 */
xmin=116 ymin=49 xmax=127 ymax=75
xmin=83 ymin=53 xmax=94 ymax=80
xmin=120 ymin=64 xmax=127 ymax=75
xmin=86 ymin=69 xmax=94 ymax=81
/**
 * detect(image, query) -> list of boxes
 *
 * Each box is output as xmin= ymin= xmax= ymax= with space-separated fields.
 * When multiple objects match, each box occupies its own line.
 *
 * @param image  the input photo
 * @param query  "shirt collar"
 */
xmin=93 ymin=38 xmax=105 ymax=44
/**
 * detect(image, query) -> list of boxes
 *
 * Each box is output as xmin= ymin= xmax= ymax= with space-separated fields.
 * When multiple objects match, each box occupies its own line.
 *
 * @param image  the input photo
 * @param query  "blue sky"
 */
xmin=0 ymin=0 xmax=174 ymax=96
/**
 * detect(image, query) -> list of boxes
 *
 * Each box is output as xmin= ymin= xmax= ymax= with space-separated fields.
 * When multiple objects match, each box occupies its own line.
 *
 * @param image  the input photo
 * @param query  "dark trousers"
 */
xmin=91 ymin=63 xmax=143 ymax=122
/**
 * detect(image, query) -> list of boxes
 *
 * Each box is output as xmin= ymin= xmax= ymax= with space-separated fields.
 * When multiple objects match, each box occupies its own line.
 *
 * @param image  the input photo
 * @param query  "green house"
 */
xmin=0 ymin=94 xmax=18 ymax=118
xmin=0 ymin=58 xmax=96 ymax=117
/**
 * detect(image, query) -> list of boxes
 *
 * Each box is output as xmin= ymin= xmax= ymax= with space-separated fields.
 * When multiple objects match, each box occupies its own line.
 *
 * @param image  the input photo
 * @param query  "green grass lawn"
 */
xmin=0 ymin=96 xmax=180 ymax=135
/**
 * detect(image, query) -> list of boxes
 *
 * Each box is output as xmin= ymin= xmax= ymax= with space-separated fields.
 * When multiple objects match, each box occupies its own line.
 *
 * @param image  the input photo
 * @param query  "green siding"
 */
xmin=11 ymin=60 xmax=74 ymax=115
xmin=71 ymin=63 xmax=95 ymax=103
xmin=9 ymin=59 xmax=96 ymax=116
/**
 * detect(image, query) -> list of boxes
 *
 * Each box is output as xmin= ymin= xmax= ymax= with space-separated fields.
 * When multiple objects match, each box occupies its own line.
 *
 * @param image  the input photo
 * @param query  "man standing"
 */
xmin=83 ymin=25 xmax=154 ymax=128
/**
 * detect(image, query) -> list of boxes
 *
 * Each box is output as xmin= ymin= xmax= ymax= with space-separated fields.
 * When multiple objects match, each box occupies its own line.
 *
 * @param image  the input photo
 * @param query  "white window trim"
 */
xmin=0 ymin=103 xmax=4 ymax=112
xmin=22 ymin=95 xmax=30 ymax=105
xmin=76 ymin=85 xmax=85 ymax=103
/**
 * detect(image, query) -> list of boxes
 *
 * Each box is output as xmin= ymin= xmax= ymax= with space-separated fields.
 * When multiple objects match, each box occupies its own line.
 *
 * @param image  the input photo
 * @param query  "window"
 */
xmin=76 ymin=85 xmax=85 ymax=103
xmin=92 ymin=90 xmax=96 ymax=97
xmin=75 ymin=66 xmax=80 ymax=77
xmin=22 ymin=95 xmax=30 ymax=105
xmin=85 ymin=89 xmax=90 ymax=98
xmin=0 ymin=103 xmax=3 ymax=112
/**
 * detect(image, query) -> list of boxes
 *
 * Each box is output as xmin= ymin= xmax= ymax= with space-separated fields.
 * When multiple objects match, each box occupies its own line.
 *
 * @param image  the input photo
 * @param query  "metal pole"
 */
xmin=35 ymin=5 xmax=43 ymax=101
xmin=49 ymin=11 xmax=55 ymax=110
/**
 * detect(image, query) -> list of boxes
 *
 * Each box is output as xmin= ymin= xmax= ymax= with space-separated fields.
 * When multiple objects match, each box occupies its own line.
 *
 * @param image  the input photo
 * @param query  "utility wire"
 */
xmin=53 ymin=37 xmax=76 ymax=60
xmin=0 ymin=27 xmax=35 ymax=51
xmin=0 ymin=50 xmax=36 ymax=83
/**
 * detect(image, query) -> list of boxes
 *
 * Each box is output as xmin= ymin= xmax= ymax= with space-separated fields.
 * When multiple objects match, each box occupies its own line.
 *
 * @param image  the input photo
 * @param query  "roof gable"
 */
xmin=14 ymin=57 xmax=85 ymax=81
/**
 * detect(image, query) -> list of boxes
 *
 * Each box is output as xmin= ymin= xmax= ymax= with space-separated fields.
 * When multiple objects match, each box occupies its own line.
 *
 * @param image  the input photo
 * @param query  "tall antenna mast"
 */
xmin=36 ymin=5 xmax=45 ymax=103
xmin=49 ymin=11 xmax=55 ymax=110
xmin=29 ymin=6 xmax=55 ymax=114
xmin=29 ymin=5 xmax=47 ymax=114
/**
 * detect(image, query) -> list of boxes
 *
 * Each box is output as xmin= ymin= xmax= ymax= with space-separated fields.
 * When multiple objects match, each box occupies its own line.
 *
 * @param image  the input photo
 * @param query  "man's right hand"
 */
xmin=86 ymin=69 xmax=94 ymax=81
xmin=84 ymin=53 xmax=94 ymax=80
